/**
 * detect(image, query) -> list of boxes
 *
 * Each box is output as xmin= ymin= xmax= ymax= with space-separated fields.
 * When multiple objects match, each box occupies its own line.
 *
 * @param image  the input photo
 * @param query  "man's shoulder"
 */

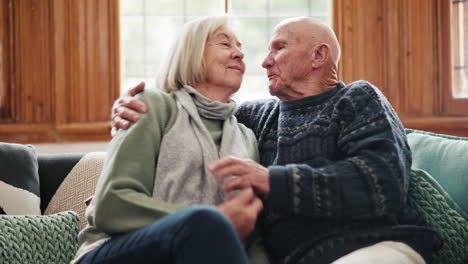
xmin=332 ymin=80 xmax=391 ymax=118
xmin=342 ymin=80 xmax=383 ymax=102
xmin=237 ymin=98 xmax=279 ymax=113
xmin=235 ymin=98 xmax=279 ymax=128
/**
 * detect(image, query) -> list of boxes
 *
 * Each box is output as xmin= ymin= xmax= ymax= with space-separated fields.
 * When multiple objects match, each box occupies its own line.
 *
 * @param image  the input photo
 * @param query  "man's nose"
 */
xmin=262 ymin=53 xmax=273 ymax=68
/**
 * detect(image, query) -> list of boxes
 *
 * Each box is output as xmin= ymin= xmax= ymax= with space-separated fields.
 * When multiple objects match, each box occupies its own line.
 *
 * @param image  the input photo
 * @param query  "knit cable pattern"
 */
xmin=0 ymin=211 xmax=80 ymax=264
xmin=407 ymin=170 xmax=468 ymax=264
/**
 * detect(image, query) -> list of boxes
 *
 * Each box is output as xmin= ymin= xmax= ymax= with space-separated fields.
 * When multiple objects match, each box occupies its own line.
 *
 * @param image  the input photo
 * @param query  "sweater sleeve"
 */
xmin=266 ymin=83 xmax=410 ymax=220
xmin=89 ymin=90 xmax=186 ymax=235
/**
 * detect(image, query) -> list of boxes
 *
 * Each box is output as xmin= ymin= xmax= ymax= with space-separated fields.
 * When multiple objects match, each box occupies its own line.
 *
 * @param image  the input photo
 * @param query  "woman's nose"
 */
xmin=232 ymin=47 xmax=244 ymax=60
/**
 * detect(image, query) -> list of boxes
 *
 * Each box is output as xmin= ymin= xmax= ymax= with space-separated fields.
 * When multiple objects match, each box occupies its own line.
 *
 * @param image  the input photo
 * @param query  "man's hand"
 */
xmin=210 ymin=157 xmax=271 ymax=195
xmin=111 ymin=82 xmax=148 ymax=136
xmin=217 ymin=188 xmax=263 ymax=240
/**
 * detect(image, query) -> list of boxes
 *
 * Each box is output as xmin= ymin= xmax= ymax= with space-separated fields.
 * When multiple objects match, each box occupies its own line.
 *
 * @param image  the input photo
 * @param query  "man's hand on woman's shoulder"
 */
xmin=111 ymin=82 xmax=148 ymax=136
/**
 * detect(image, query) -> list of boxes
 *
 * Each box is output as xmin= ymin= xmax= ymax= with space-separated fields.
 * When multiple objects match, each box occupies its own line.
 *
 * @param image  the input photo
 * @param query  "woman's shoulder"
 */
xmin=236 ymin=122 xmax=259 ymax=161
xmin=135 ymin=88 xmax=177 ymax=108
xmin=134 ymin=89 xmax=178 ymax=130
xmin=236 ymin=122 xmax=258 ymax=144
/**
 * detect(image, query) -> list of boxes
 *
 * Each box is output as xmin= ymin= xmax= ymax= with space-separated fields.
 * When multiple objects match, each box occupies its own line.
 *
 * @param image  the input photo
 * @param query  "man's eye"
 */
xmin=221 ymin=42 xmax=230 ymax=47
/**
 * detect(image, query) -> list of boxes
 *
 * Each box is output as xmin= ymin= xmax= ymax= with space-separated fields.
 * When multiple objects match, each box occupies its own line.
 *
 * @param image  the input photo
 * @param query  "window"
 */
xmin=120 ymin=0 xmax=331 ymax=101
xmin=451 ymin=0 xmax=468 ymax=98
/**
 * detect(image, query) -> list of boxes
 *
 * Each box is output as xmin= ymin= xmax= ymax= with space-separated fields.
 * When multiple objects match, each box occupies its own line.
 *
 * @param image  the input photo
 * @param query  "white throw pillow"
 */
xmin=0 ymin=143 xmax=41 ymax=215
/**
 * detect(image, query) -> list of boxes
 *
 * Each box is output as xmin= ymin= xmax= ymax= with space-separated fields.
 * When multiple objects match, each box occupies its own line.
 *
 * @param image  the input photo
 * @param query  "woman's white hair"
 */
xmin=155 ymin=15 xmax=232 ymax=92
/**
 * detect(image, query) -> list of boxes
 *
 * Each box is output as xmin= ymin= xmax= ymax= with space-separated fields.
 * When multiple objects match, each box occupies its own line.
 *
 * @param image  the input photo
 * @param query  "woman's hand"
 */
xmin=111 ymin=81 xmax=148 ymax=136
xmin=217 ymin=188 xmax=263 ymax=240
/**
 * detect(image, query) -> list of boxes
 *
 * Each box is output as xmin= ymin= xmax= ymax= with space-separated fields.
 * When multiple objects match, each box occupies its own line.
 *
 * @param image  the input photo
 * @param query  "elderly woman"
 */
xmin=74 ymin=16 xmax=263 ymax=264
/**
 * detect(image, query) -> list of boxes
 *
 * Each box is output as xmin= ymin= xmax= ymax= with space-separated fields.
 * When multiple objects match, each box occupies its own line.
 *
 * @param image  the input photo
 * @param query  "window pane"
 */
xmin=145 ymin=0 xmax=183 ymax=15
xmin=234 ymin=17 xmax=269 ymax=75
xmin=145 ymin=17 xmax=184 ymax=78
xmin=120 ymin=0 xmax=331 ymax=100
xmin=121 ymin=16 xmax=145 ymax=79
xmin=451 ymin=1 xmax=468 ymax=98
xmin=121 ymin=0 xmax=143 ymax=15
xmin=187 ymin=0 xmax=224 ymax=15
xmin=121 ymin=0 xmax=223 ymax=94
xmin=231 ymin=0 xmax=267 ymax=12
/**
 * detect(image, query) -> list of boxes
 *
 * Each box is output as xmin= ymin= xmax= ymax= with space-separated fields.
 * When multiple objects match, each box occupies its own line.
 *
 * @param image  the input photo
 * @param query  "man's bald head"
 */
xmin=274 ymin=17 xmax=341 ymax=67
xmin=262 ymin=16 xmax=341 ymax=100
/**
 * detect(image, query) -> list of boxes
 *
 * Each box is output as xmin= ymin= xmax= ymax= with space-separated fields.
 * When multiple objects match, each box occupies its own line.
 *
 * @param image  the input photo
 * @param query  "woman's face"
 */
xmin=203 ymin=25 xmax=245 ymax=94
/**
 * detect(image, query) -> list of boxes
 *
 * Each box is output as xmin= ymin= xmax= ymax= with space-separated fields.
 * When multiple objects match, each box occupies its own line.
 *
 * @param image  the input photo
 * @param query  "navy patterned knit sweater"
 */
xmin=235 ymin=81 xmax=441 ymax=264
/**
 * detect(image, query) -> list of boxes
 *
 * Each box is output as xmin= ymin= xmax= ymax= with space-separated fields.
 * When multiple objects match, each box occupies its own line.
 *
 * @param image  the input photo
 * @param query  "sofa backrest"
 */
xmin=38 ymin=153 xmax=84 ymax=212
xmin=406 ymin=129 xmax=468 ymax=217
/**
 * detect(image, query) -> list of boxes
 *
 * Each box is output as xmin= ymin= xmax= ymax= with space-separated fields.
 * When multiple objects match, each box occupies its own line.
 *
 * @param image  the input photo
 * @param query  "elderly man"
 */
xmin=112 ymin=17 xmax=440 ymax=264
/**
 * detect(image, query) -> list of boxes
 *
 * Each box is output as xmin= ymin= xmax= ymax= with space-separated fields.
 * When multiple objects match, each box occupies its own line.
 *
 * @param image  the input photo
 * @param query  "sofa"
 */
xmin=0 ymin=129 xmax=467 ymax=264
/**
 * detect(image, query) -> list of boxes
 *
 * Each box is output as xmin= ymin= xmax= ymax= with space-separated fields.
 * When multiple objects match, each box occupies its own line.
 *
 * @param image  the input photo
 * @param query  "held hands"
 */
xmin=212 ymin=157 xmax=270 ymax=240
xmin=216 ymin=188 xmax=263 ymax=240
xmin=210 ymin=157 xmax=271 ymax=195
xmin=111 ymin=82 xmax=148 ymax=136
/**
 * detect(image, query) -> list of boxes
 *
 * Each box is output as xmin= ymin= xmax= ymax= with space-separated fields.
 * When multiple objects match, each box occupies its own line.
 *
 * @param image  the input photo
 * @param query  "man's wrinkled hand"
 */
xmin=210 ymin=157 xmax=270 ymax=195
xmin=216 ymin=188 xmax=263 ymax=240
xmin=110 ymin=81 xmax=148 ymax=136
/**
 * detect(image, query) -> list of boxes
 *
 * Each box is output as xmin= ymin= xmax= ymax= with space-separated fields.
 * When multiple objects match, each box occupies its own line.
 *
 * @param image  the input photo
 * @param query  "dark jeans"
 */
xmin=79 ymin=205 xmax=248 ymax=264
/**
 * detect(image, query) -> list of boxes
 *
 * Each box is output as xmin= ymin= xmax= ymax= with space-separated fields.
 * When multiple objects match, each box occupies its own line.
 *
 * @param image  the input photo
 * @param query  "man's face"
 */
xmin=262 ymin=26 xmax=311 ymax=97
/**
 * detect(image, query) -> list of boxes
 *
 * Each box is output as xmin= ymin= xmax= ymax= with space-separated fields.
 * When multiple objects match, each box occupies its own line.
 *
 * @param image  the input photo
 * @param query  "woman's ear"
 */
xmin=311 ymin=43 xmax=330 ymax=69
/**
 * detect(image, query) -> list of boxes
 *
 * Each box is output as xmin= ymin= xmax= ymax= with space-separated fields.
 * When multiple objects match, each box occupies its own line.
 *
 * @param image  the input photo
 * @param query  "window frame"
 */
xmin=438 ymin=0 xmax=468 ymax=116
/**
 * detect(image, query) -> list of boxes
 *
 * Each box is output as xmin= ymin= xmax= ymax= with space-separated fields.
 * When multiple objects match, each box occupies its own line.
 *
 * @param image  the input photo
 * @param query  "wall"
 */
xmin=0 ymin=0 xmax=119 ymax=143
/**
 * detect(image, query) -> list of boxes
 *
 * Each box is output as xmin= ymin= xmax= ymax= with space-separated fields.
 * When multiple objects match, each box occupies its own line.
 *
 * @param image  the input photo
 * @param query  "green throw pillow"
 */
xmin=406 ymin=129 xmax=468 ymax=216
xmin=408 ymin=169 xmax=468 ymax=264
xmin=0 ymin=211 xmax=80 ymax=264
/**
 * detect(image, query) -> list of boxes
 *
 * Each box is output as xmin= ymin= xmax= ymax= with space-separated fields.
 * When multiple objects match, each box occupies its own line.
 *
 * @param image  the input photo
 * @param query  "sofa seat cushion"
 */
xmin=0 ymin=143 xmax=41 ymax=215
xmin=0 ymin=211 xmax=80 ymax=264
xmin=406 ymin=129 xmax=468 ymax=216
xmin=408 ymin=169 xmax=468 ymax=264
xmin=44 ymin=152 xmax=105 ymax=229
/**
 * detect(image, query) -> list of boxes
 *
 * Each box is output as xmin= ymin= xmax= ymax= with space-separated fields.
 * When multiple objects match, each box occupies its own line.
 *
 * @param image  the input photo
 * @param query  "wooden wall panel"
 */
xmin=0 ymin=0 xmax=119 ymax=143
xmin=336 ymin=0 xmax=385 ymax=92
xmin=11 ymin=0 xmax=53 ymax=123
xmin=53 ymin=0 xmax=119 ymax=125
xmin=401 ymin=0 xmax=436 ymax=116
xmin=382 ymin=0 xmax=402 ymax=112
xmin=0 ymin=1 xmax=13 ymax=121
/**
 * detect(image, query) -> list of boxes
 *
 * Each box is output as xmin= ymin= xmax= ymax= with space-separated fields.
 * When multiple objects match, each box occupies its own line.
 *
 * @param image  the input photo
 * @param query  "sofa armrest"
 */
xmin=38 ymin=153 xmax=85 ymax=212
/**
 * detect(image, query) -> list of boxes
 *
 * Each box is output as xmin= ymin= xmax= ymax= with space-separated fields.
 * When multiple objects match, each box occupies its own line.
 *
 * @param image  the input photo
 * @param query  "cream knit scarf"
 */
xmin=152 ymin=85 xmax=250 ymax=205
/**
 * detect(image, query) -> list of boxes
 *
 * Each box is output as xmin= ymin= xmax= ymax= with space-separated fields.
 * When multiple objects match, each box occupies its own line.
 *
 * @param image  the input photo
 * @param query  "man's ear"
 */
xmin=311 ymin=44 xmax=330 ymax=69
